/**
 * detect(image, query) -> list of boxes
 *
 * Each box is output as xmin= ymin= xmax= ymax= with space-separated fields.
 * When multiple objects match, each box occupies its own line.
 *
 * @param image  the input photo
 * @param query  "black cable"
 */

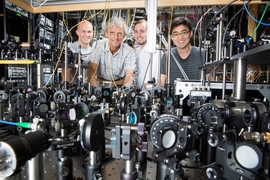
xmin=221 ymin=4 xmax=248 ymax=50
xmin=258 ymin=173 xmax=270 ymax=180
xmin=147 ymin=156 xmax=217 ymax=170
xmin=202 ymin=0 xmax=237 ymax=45
xmin=147 ymin=156 xmax=157 ymax=163
xmin=140 ymin=57 xmax=151 ymax=89
xmin=233 ymin=6 xmax=245 ymax=34
xmin=7 ymin=15 xmax=18 ymax=34
xmin=19 ymin=15 xmax=28 ymax=29
xmin=32 ymin=14 xmax=42 ymax=41
xmin=201 ymin=0 xmax=237 ymax=78
xmin=200 ymin=2 xmax=237 ymax=82
xmin=207 ymin=1 xmax=250 ymax=77
xmin=207 ymin=60 xmax=224 ymax=77
xmin=78 ymin=151 xmax=89 ymax=175
xmin=181 ymin=162 xmax=216 ymax=169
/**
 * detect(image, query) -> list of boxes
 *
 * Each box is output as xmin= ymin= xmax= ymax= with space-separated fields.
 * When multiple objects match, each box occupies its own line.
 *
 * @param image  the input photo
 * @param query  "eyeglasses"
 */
xmin=171 ymin=31 xmax=190 ymax=38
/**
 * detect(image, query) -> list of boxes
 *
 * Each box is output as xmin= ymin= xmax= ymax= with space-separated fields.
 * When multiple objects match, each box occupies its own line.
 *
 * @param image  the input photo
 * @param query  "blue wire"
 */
xmin=0 ymin=120 xmax=16 ymax=126
xmin=243 ymin=2 xmax=270 ymax=26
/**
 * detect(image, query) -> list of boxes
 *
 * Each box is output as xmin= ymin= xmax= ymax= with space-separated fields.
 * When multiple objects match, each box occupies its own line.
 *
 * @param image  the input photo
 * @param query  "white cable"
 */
xmin=123 ymin=8 xmax=136 ymax=43
xmin=156 ymin=27 xmax=168 ymax=48
xmin=30 ymin=0 xmax=48 ymax=10
xmin=194 ymin=7 xmax=213 ymax=46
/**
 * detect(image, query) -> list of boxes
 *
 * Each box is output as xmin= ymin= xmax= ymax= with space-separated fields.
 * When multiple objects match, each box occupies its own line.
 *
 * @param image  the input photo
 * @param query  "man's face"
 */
xmin=134 ymin=23 xmax=147 ymax=46
xmin=76 ymin=21 xmax=93 ymax=46
xmin=171 ymin=24 xmax=192 ymax=49
xmin=106 ymin=26 xmax=125 ymax=49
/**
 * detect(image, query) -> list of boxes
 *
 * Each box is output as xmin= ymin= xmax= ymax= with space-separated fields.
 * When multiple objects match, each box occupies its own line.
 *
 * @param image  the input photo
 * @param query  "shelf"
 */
xmin=42 ymin=61 xmax=88 ymax=69
xmin=0 ymin=60 xmax=39 ymax=64
xmin=204 ymin=43 xmax=270 ymax=69
xmin=230 ymin=43 xmax=270 ymax=62
xmin=205 ymin=59 xmax=232 ymax=65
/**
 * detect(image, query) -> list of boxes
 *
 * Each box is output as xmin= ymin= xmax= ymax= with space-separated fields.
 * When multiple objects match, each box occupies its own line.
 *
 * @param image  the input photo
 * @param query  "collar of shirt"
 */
xmin=136 ymin=43 xmax=147 ymax=55
xmin=141 ymin=43 xmax=148 ymax=52
xmin=138 ymin=43 xmax=160 ymax=54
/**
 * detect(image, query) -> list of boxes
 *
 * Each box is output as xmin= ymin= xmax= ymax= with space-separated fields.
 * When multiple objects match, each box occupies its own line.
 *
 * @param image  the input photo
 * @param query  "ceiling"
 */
xmin=7 ymin=0 xmax=147 ymax=13
xmin=24 ymin=0 xmax=139 ymax=6
xmin=7 ymin=0 xmax=265 ymax=14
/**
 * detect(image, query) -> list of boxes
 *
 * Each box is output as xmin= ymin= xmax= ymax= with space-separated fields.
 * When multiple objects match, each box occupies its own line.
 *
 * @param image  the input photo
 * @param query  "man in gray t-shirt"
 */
xmin=61 ymin=20 xmax=93 ymax=84
xmin=69 ymin=41 xmax=91 ymax=65
xmin=160 ymin=17 xmax=206 ymax=86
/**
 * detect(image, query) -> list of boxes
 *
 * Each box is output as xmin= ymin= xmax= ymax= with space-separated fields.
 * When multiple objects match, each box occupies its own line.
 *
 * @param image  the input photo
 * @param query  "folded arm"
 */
xmin=123 ymin=69 xmax=134 ymax=85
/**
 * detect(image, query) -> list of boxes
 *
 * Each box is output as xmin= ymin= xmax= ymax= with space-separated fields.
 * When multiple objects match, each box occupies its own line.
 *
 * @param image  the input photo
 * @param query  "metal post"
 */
xmin=26 ymin=154 xmax=44 ymax=180
xmin=218 ymin=14 xmax=223 ymax=61
xmin=78 ymin=45 xmax=81 ymax=86
xmin=233 ymin=58 xmax=247 ymax=100
xmin=146 ymin=0 xmax=157 ymax=53
xmin=215 ymin=22 xmax=220 ymax=62
xmin=0 ymin=0 xmax=7 ymax=41
xmin=267 ymin=64 xmax=270 ymax=83
xmin=167 ymin=35 xmax=171 ymax=84
xmin=64 ymin=41 xmax=68 ymax=89
xmin=0 ymin=102 xmax=3 ymax=120
xmin=85 ymin=151 xmax=102 ymax=179
xmin=149 ymin=53 xmax=153 ymax=83
xmin=25 ymin=129 xmax=44 ymax=180
xmin=89 ymin=151 xmax=97 ymax=166
xmin=125 ymin=159 xmax=134 ymax=174
xmin=25 ymin=51 xmax=31 ymax=85
xmin=37 ymin=49 xmax=44 ymax=88
xmin=64 ymin=41 xmax=68 ymax=81
xmin=156 ymin=161 xmax=168 ymax=180
xmin=222 ymin=64 xmax=226 ymax=100
xmin=120 ymin=157 xmax=138 ymax=180
xmin=233 ymin=44 xmax=247 ymax=101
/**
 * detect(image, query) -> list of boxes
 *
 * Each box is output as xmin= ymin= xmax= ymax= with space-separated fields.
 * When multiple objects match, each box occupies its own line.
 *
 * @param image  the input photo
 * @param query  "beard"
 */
xmin=137 ymin=40 xmax=147 ymax=46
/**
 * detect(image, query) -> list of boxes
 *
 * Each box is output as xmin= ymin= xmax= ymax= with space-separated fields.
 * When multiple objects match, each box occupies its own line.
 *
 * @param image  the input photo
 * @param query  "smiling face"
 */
xmin=76 ymin=21 xmax=93 ymax=48
xmin=105 ymin=26 xmax=125 ymax=52
xmin=134 ymin=22 xmax=147 ymax=48
xmin=171 ymin=24 xmax=193 ymax=49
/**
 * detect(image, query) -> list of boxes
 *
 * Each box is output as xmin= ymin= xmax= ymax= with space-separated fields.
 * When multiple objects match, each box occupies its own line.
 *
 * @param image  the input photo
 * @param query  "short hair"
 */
xmin=170 ymin=17 xmax=192 ymax=34
xmin=103 ymin=16 xmax=128 ymax=35
xmin=133 ymin=19 xmax=147 ymax=29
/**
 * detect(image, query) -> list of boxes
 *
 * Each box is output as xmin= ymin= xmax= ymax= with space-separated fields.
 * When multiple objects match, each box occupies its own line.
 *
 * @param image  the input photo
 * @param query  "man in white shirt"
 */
xmin=134 ymin=19 xmax=160 ymax=88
